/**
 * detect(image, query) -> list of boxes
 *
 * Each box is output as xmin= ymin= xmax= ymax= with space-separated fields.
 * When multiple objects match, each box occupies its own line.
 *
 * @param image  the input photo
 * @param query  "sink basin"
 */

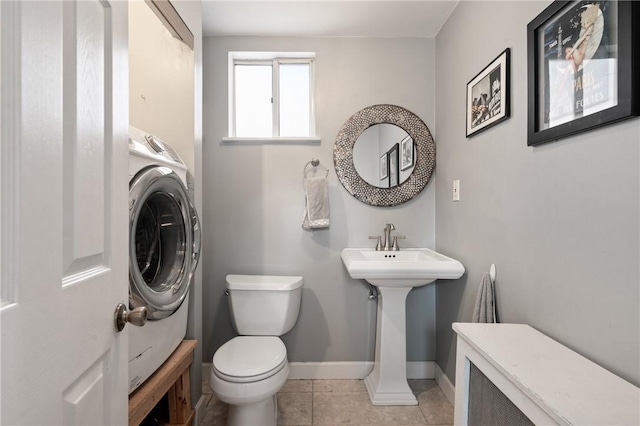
xmin=341 ymin=247 xmax=464 ymax=406
xmin=340 ymin=247 xmax=465 ymax=287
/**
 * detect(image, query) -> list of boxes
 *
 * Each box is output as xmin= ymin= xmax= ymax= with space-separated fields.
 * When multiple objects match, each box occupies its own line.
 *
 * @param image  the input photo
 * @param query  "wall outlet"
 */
xmin=453 ymin=180 xmax=460 ymax=201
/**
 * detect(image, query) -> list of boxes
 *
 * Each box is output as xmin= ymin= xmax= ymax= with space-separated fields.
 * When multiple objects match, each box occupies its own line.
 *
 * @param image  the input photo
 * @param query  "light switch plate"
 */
xmin=453 ymin=180 xmax=460 ymax=201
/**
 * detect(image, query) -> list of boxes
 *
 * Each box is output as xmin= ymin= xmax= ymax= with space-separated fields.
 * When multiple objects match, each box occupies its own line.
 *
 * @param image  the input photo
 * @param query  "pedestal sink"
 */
xmin=340 ymin=248 xmax=465 ymax=405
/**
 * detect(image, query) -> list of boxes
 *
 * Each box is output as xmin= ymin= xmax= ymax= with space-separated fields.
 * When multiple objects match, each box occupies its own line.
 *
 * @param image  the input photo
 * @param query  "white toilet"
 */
xmin=210 ymin=274 xmax=303 ymax=426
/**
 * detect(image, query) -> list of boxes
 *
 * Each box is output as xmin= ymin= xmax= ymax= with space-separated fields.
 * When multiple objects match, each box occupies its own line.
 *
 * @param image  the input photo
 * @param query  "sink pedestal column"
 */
xmin=364 ymin=286 xmax=417 ymax=405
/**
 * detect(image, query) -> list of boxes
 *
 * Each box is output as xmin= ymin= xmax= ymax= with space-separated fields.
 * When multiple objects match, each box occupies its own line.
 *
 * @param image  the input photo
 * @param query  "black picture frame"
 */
xmin=466 ymin=48 xmax=511 ymax=137
xmin=400 ymin=136 xmax=414 ymax=171
xmin=380 ymin=152 xmax=388 ymax=182
xmin=527 ymin=1 xmax=640 ymax=146
xmin=388 ymin=143 xmax=399 ymax=188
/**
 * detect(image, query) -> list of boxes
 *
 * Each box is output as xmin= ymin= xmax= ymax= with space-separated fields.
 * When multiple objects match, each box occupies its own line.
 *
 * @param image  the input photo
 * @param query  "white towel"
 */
xmin=472 ymin=272 xmax=496 ymax=323
xmin=302 ymin=176 xmax=330 ymax=230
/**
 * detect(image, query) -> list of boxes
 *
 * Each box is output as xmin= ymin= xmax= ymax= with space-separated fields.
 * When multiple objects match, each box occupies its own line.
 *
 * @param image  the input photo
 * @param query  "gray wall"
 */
xmin=434 ymin=1 xmax=640 ymax=387
xmin=202 ymin=37 xmax=438 ymax=364
xmin=171 ymin=0 xmax=203 ymax=407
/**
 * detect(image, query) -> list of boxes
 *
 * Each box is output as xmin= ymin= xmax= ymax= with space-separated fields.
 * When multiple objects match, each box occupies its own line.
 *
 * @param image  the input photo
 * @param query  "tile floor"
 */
xmin=200 ymin=365 xmax=454 ymax=425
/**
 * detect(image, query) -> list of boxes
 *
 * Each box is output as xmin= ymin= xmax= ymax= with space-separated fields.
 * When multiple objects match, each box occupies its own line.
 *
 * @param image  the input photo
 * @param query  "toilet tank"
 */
xmin=226 ymin=275 xmax=303 ymax=336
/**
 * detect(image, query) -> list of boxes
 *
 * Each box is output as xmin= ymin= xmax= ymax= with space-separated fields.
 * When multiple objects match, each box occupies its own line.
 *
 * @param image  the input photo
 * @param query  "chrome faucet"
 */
xmin=370 ymin=223 xmax=405 ymax=251
xmin=383 ymin=223 xmax=395 ymax=251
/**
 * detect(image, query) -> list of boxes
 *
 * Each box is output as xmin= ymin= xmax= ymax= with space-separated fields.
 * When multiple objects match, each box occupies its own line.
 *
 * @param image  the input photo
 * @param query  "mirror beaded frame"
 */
xmin=334 ymin=104 xmax=435 ymax=206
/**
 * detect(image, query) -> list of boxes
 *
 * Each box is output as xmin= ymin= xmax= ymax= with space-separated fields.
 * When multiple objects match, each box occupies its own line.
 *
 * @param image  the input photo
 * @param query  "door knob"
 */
xmin=114 ymin=303 xmax=147 ymax=332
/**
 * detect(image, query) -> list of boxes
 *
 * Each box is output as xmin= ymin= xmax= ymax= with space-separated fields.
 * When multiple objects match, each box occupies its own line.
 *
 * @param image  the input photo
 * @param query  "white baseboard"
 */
xmin=287 ymin=361 xmax=436 ymax=380
xmin=288 ymin=362 xmax=373 ymax=379
xmin=435 ymin=363 xmax=455 ymax=406
xmin=205 ymin=360 xmax=439 ymax=382
xmin=194 ymin=394 xmax=208 ymax=426
xmin=407 ymin=361 xmax=435 ymax=379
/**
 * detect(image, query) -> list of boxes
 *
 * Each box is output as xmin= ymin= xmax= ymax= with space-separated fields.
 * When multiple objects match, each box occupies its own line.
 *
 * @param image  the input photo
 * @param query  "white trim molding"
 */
xmin=287 ymin=361 xmax=436 ymax=380
xmin=221 ymin=136 xmax=321 ymax=145
xmin=435 ymin=363 xmax=456 ymax=406
xmin=193 ymin=394 xmax=208 ymax=426
xmin=406 ymin=361 xmax=435 ymax=379
xmin=288 ymin=362 xmax=373 ymax=379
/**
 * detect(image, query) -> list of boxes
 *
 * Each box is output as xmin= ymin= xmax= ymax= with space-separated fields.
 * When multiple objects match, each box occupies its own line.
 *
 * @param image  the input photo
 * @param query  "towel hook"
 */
xmin=489 ymin=264 xmax=496 ymax=284
xmin=304 ymin=158 xmax=329 ymax=178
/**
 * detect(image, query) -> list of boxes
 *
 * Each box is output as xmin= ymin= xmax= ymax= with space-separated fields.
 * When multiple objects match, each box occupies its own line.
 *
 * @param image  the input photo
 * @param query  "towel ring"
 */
xmin=304 ymin=158 xmax=329 ymax=178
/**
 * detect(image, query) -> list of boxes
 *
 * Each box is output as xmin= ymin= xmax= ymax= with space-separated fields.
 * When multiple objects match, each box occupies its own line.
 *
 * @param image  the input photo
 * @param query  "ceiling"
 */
xmin=201 ymin=1 xmax=459 ymax=38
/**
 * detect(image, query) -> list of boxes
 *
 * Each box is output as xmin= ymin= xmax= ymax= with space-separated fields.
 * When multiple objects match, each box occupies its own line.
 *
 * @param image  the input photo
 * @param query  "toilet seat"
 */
xmin=213 ymin=336 xmax=287 ymax=383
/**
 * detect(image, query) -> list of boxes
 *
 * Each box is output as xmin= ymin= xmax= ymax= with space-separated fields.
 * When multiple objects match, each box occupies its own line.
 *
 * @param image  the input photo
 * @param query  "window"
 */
xmin=229 ymin=52 xmax=316 ymax=139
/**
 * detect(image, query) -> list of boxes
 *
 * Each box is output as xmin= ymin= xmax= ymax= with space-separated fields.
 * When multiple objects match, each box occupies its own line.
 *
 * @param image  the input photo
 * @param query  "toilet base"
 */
xmin=228 ymin=394 xmax=277 ymax=426
xmin=210 ymin=360 xmax=289 ymax=426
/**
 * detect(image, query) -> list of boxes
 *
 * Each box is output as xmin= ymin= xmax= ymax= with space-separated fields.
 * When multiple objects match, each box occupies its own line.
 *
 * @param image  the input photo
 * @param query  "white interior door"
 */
xmin=1 ymin=1 xmax=129 ymax=424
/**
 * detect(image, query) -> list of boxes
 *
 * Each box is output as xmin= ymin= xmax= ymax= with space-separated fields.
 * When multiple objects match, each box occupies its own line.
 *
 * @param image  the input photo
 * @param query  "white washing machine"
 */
xmin=127 ymin=126 xmax=201 ymax=394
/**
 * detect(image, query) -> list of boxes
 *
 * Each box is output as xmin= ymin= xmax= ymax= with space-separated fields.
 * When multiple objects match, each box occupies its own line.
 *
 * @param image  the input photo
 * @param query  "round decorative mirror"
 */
xmin=352 ymin=124 xmax=416 ymax=188
xmin=334 ymin=104 xmax=435 ymax=206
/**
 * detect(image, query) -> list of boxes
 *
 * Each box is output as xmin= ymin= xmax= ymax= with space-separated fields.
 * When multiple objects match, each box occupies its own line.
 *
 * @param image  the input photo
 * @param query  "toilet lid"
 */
xmin=213 ymin=336 xmax=287 ymax=383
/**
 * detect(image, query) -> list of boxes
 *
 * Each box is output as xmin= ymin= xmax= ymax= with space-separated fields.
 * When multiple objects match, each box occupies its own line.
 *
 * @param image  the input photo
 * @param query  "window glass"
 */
xmin=234 ymin=64 xmax=272 ymax=137
xmin=279 ymin=63 xmax=310 ymax=137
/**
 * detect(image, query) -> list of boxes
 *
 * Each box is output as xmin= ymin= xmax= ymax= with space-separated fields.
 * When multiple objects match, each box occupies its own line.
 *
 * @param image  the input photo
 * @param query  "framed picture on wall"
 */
xmin=388 ymin=143 xmax=399 ymax=187
xmin=466 ymin=48 xmax=511 ymax=137
xmin=527 ymin=1 xmax=640 ymax=146
xmin=400 ymin=136 xmax=414 ymax=171
xmin=380 ymin=152 xmax=388 ymax=181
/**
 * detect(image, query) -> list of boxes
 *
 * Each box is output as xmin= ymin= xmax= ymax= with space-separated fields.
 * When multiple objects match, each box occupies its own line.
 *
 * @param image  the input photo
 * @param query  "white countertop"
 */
xmin=453 ymin=323 xmax=640 ymax=426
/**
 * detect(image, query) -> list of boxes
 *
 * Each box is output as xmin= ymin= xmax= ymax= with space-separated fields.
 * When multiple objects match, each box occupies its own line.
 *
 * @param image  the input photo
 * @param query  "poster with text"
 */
xmin=541 ymin=1 xmax=618 ymax=129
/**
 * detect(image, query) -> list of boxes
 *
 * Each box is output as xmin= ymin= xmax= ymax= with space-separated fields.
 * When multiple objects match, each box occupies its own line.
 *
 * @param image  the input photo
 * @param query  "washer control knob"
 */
xmin=114 ymin=303 xmax=147 ymax=332
xmin=144 ymin=134 xmax=165 ymax=153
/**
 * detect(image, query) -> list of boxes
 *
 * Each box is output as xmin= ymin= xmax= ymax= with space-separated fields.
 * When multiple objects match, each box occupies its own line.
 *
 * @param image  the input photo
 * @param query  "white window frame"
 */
xmin=225 ymin=51 xmax=319 ymax=143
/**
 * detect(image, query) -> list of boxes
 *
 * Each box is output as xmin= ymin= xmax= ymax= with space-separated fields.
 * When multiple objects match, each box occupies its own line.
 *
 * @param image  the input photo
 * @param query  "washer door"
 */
xmin=129 ymin=166 xmax=194 ymax=320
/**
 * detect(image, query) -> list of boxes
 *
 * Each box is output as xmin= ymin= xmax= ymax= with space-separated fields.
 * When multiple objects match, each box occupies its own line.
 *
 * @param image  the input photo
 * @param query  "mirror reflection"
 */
xmin=352 ymin=124 xmax=416 ymax=188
